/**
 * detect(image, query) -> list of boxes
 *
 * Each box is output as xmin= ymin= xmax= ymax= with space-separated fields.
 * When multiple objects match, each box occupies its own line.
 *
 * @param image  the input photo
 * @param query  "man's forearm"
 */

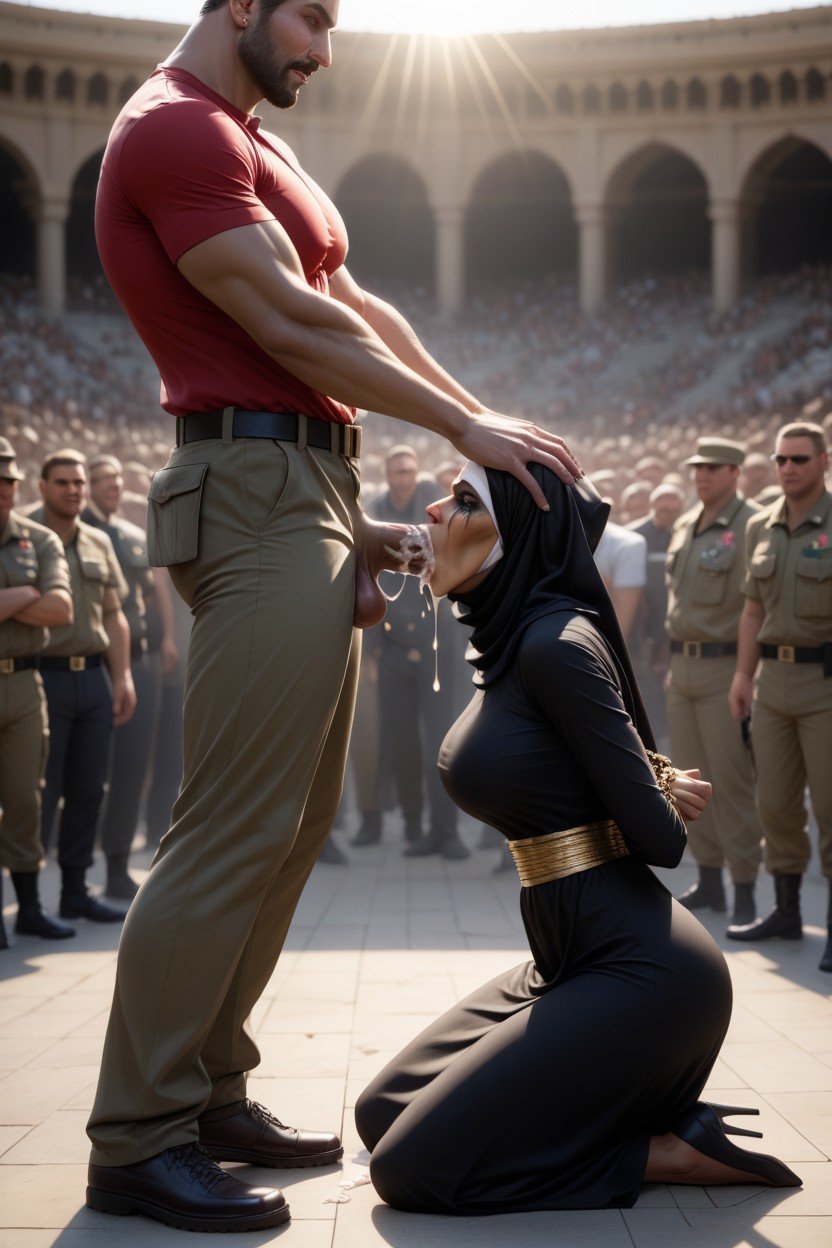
xmin=360 ymin=293 xmax=483 ymax=415
xmin=736 ymin=603 xmax=763 ymax=678
xmin=103 ymin=610 xmax=131 ymax=680
xmin=149 ymin=570 xmax=175 ymax=644
xmin=0 ymin=586 xmax=39 ymax=623
xmin=12 ymin=589 xmax=73 ymax=628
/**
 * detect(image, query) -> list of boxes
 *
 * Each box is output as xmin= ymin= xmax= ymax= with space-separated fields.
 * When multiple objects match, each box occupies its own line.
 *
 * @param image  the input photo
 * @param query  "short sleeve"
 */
xmin=613 ymin=534 xmax=647 ymax=589
xmin=118 ymin=102 xmax=276 ymax=263
xmin=741 ymin=520 xmax=763 ymax=600
xmin=36 ymin=532 xmax=71 ymax=597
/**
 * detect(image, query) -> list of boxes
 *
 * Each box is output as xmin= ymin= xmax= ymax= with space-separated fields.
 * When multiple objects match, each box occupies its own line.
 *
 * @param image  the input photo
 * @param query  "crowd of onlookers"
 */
xmin=3 ymin=263 xmax=831 ymax=517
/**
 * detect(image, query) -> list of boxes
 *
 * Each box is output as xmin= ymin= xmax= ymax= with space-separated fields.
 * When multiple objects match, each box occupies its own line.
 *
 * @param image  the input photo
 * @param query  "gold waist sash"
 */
xmin=508 ymin=819 xmax=629 ymax=888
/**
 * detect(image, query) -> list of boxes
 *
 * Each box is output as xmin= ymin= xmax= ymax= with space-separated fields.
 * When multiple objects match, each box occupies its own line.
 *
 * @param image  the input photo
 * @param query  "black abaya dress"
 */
xmin=355 ymin=611 xmax=733 ymax=1214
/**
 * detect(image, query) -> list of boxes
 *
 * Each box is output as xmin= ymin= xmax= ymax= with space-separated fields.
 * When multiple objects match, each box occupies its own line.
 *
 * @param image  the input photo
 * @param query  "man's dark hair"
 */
xmin=41 ymin=449 xmax=87 ymax=481
xmin=200 ymin=0 xmax=287 ymax=14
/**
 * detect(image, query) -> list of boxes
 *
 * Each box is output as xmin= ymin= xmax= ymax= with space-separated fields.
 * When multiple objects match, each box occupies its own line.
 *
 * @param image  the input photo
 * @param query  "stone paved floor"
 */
xmin=1 ymin=816 xmax=831 ymax=1248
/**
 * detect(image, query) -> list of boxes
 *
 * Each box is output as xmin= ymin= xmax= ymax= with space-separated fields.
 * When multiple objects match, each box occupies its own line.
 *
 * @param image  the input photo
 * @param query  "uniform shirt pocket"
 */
xmin=692 ymin=548 xmax=735 ymax=606
xmin=795 ymin=553 xmax=832 ymax=620
xmin=79 ymin=556 xmax=107 ymax=600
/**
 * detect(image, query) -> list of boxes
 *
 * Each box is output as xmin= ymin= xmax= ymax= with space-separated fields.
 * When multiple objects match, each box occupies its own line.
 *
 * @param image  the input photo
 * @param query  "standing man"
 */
xmin=87 ymin=0 xmax=580 ymax=1233
xmin=665 ymin=439 xmax=762 ymax=927
xmin=31 ymin=451 xmax=135 ymax=924
xmin=0 ymin=439 xmax=75 ymax=947
xmin=368 ymin=446 xmax=469 ymax=859
xmin=728 ymin=422 xmax=832 ymax=970
xmin=84 ymin=454 xmax=177 ymax=900
xmin=629 ymin=483 xmax=686 ymax=750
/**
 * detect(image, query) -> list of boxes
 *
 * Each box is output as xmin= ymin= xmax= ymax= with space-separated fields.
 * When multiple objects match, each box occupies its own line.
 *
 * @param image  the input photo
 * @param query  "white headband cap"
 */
xmin=454 ymin=461 xmax=504 ymax=573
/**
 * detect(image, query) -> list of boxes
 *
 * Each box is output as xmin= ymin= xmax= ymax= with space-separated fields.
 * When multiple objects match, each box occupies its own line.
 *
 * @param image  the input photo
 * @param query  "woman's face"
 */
xmin=425 ymin=481 xmax=499 ymax=598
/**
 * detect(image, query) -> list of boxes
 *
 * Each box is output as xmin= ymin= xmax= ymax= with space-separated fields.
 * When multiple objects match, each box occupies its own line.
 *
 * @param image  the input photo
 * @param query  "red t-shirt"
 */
xmin=96 ymin=66 xmax=353 ymax=423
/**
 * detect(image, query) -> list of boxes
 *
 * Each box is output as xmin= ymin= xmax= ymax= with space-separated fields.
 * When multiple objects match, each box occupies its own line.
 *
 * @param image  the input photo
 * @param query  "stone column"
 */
xmin=37 ymin=195 xmax=70 ymax=320
xmin=434 ymin=206 xmax=465 ymax=315
xmin=576 ymin=205 xmax=610 ymax=313
xmin=709 ymin=198 xmax=742 ymax=313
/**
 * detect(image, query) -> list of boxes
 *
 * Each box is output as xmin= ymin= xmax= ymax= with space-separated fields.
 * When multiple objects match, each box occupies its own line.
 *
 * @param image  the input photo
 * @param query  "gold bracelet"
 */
xmin=646 ymin=749 xmax=678 ymax=807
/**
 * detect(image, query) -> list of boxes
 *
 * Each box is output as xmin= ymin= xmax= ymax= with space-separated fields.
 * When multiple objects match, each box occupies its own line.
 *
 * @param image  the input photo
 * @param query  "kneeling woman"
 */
xmin=355 ymin=464 xmax=800 ymax=1214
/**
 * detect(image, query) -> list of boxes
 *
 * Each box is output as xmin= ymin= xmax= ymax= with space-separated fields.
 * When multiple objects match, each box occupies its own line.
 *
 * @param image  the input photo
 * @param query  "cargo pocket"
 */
xmin=146 ymin=464 xmax=209 ymax=567
xmin=692 ymin=550 xmax=734 ymax=606
xmin=795 ymin=554 xmax=832 ymax=620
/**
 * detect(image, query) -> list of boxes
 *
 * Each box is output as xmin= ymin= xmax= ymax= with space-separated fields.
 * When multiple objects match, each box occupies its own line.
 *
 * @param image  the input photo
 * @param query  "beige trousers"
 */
xmin=87 ymin=438 xmax=360 ymax=1165
xmin=752 ymin=660 xmax=832 ymax=878
xmin=667 ymin=654 xmax=762 ymax=883
xmin=0 ymin=669 xmax=48 ymax=872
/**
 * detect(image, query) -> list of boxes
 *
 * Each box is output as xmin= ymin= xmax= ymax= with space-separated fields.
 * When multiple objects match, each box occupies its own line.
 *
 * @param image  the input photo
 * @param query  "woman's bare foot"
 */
xmin=645 ymin=1132 xmax=769 ymax=1186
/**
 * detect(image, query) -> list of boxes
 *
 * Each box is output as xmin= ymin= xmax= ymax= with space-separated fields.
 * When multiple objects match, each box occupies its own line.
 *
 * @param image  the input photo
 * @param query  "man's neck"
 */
xmin=165 ymin=20 xmax=262 ymax=115
xmin=785 ymin=483 xmax=826 ymax=531
xmin=699 ymin=491 xmax=737 ymax=530
xmin=43 ymin=508 xmax=78 ymax=546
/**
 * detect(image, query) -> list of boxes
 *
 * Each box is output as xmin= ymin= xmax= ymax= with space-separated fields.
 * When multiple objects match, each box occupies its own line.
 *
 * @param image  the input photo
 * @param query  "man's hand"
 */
xmin=670 ymin=768 xmax=712 ymax=822
xmin=112 ymin=673 xmax=137 ymax=727
xmin=452 ymin=411 xmax=582 ymax=510
xmin=728 ymin=672 xmax=754 ymax=721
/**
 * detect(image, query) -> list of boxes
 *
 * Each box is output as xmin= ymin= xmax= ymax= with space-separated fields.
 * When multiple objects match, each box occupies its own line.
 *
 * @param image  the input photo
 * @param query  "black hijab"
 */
xmin=448 ymin=465 xmax=656 ymax=752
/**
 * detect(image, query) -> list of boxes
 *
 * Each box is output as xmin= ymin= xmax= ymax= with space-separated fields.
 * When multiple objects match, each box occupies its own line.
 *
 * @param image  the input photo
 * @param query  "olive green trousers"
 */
xmin=0 ymin=669 xmax=48 ymax=873
xmin=88 ymin=438 xmax=360 ymax=1165
xmin=667 ymin=653 xmax=762 ymax=884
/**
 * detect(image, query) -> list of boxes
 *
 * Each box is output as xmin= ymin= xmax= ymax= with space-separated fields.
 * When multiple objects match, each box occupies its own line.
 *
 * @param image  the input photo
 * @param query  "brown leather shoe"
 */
xmin=86 ymin=1142 xmax=290 ymax=1232
xmin=199 ymin=1099 xmax=343 ymax=1169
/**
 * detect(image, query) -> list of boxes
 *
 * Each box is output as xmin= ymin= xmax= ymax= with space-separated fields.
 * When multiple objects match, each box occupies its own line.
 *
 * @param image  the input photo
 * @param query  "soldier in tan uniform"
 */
xmin=665 ymin=438 xmax=762 ymax=927
xmin=0 ymin=439 xmax=76 ymax=948
xmin=31 ymin=450 xmax=136 ymax=923
xmin=727 ymin=422 xmax=832 ymax=972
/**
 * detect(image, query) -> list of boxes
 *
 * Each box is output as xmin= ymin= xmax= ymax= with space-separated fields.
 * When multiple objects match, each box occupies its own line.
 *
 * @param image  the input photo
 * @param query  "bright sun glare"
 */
xmin=349 ymin=1 xmax=519 ymax=37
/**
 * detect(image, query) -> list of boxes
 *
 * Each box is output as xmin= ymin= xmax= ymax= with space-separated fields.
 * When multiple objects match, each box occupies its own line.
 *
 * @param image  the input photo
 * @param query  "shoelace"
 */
xmin=244 ymin=1099 xmax=290 ymax=1131
xmin=166 ymin=1143 xmax=233 ymax=1192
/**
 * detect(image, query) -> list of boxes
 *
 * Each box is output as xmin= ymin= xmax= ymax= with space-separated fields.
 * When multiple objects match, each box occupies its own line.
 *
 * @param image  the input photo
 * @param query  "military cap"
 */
xmin=0 ymin=437 xmax=25 ymax=481
xmin=683 ymin=438 xmax=746 ymax=468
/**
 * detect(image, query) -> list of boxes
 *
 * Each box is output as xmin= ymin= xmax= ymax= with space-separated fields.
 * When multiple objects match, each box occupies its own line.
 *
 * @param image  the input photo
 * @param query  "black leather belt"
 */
xmin=0 ymin=657 xmax=40 ymax=675
xmin=40 ymin=654 xmax=104 ymax=672
xmin=671 ymin=641 xmax=738 ymax=659
xmin=177 ymin=409 xmax=361 ymax=459
xmin=762 ymin=643 xmax=832 ymax=678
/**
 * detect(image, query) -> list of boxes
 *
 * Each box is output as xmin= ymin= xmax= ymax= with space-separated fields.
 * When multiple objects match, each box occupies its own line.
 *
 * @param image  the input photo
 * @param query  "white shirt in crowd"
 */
xmin=594 ymin=523 xmax=648 ymax=590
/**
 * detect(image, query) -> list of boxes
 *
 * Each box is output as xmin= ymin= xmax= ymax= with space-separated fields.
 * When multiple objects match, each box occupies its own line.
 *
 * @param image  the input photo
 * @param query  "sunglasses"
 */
xmin=770 ymin=454 xmax=815 ymax=466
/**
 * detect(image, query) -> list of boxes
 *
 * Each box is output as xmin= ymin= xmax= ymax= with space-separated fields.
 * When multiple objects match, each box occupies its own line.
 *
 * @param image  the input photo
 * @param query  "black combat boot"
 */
xmin=726 ymin=873 xmax=802 ymax=942
xmin=105 ymin=855 xmax=140 ymax=901
xmin=12 ymin=871 xmax=75 ymax=940
xmin=819 ymin=881 xmax=832 ymax=973
xmin=730 ymin=881 xmax=756 ymax=928
xmin=677 ymin=866 xmax=726 ymax=913
xmin=60 ymin=866 xmax=125 ymax=923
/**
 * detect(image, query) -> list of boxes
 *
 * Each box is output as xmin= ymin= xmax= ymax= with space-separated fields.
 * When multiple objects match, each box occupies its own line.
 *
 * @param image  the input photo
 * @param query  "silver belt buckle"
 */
xmin=69 ymin=656 xmax=86 ymax=672
xmin=777 ymin=645 xmax=796 ymax=663
xmin=343 ymin=424 xmax=361 ymax=459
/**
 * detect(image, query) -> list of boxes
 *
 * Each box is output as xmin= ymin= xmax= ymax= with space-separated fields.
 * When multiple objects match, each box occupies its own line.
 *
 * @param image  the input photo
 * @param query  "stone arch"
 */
xmin=636 ymin=81 xmax=655 ymax=112
xmin=24 ymin=65 xmax=45 ymax=101
xmin=720 ymin=74 xmax=742 ymax=108
xmin=741 ymin=136 xmax=832 ymax=275
xmin=660 ymin=79 xmax=679 ymax=110
xmin=806 ymin=68 xmax=826 ymax=102
xmin=66 ymin=148 xmax=106 ymax=293
xmin=87 ymin=72 xmax=109 ymax=108
xmin=0 ymin=133 xmax=40 ymax=278
xmin=333 ymin=154 xmax=434 ymax=289
xmin=118 ymin=76 xmax=139 ymax=106
xmin=554 ymin=84 xmax=574 ymax=115
xmin=609 ymin=82 xmax=628 ymax=114
xmin=56 ymin=68 xmax=77 ymax=104
xmin=687 ymin=78 xmax=707 ymax=109
xmin=465 ymin=149 xmax=577 ymax=283
xmin=749 ymin=73 xmax=771 ymax=108
xmin=779 ymin=70 xmax=799 ymax=105
xmin=604 ymin=142 xmax=710 ymax=282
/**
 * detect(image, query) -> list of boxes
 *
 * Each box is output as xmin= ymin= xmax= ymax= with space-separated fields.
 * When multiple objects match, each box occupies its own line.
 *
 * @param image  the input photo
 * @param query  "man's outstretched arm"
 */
xmin=177 ymin=220 xmax=580 ymax=510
